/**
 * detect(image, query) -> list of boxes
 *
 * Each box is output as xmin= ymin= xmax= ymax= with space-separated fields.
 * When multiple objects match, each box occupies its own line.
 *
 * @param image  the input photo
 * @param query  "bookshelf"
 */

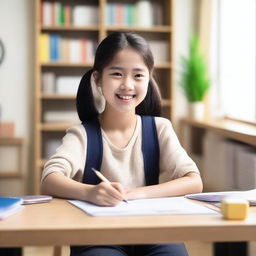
xmin=34 ymin=0 xmax=175 ymax=193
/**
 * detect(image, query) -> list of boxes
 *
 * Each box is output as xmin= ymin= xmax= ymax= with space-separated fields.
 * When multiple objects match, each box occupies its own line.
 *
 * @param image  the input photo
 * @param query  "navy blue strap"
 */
xmin=82 ymin=116 xmax=159 ymax=186
xmin=141 ymin=116 xmax=160 ymax=185
xmin=82 ymin=118 xmax=102 ymax=184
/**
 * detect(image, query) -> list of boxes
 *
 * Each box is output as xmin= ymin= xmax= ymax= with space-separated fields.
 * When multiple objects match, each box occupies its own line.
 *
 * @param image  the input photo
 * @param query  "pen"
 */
xmin=92 ymin=168 xmax=128 ymax=203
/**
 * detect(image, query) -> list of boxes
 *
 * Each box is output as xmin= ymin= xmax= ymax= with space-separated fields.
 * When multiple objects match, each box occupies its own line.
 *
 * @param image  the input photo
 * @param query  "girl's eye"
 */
xmin=111 ymin=72 xmax=122 ymax=77
xmin=134 ymin=74 xmax=144 ymax=78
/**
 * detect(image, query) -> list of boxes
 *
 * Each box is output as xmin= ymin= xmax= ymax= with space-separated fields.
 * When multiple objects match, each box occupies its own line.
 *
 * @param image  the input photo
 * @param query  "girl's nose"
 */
xmin=121 ymin=76 xmax=134 ymax=90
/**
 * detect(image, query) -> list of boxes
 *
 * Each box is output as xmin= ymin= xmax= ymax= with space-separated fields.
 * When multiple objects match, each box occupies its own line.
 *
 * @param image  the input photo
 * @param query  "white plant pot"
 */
xmin=188 ymin=102 xmax=205 ymax=120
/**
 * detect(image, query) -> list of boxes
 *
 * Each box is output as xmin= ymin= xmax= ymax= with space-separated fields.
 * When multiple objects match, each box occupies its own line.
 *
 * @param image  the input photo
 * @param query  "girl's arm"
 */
xmin=125 ymin=172 xmax=203 ymax=200
xmin=41 ymin=172 xmax=126 ymax=206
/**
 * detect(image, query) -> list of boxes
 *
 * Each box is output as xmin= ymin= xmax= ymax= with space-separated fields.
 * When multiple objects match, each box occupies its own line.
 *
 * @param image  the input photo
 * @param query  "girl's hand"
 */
xmin=87 ymin=182 xmax=126 ymax=206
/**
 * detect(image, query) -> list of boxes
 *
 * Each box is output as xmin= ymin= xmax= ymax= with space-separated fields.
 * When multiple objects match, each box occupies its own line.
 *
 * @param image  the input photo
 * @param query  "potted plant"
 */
xmin=180 ymin=34 xmax=210 ymax=119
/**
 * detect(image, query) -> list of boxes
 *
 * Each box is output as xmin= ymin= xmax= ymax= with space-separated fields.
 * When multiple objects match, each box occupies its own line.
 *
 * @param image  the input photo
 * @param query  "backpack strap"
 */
xmin=82 ymin=116 xmax=159 ymax=186
xmin=82 ymin=118 xmax=102 ymax=184
xmin=141 ymin=116 xmax=160 ymax=185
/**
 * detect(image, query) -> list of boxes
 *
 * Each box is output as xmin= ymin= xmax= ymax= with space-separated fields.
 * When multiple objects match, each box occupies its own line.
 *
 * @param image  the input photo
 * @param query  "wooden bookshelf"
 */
xmin=34 ymin=0 xmax=175 ymax=193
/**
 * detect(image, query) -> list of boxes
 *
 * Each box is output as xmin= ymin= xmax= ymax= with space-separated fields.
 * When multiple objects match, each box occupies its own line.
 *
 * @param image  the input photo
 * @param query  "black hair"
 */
xmin=76 ymin=32 xmax=162 ymax=122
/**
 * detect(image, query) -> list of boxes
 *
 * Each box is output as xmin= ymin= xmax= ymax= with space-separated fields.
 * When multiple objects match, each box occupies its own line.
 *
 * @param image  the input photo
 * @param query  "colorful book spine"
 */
xmin=39 ymin=33 xmax=96 ymax=63
xmin=64 ymin=5 xmax=71 ymax=25
xmin=39 ymin=33 xmax=49 ymax=62
xmin=42 ymin=1 xmax=52 ymax=26
xmin=106 ymin=2 xmax=150 ymax=26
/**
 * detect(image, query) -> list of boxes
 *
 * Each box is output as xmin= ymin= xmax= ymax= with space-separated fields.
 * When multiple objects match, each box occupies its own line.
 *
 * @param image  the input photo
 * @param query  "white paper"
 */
xmin=185 ymin=189 xmax=256 ymax=205
xmin=69 ymin=197 xmax=217 ymax=217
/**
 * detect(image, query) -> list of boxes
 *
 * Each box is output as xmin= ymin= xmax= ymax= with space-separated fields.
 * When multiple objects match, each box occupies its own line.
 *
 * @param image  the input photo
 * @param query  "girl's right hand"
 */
xmin=87 ymin=182 xmax=125 ymax=206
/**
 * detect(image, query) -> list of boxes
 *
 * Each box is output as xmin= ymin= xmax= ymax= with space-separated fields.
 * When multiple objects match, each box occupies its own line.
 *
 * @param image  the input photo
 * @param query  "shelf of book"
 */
xmin=34 ymin=0 xmax=175 ymax=194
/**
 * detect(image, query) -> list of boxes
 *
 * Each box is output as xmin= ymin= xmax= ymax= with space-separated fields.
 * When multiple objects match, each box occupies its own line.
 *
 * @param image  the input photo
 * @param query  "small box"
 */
xmin=221 ymin=197 xmax=249 ymax=220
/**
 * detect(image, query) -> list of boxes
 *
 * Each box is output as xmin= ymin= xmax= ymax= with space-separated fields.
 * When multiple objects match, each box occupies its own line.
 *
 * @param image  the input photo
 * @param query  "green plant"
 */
xmin=180 ymin=34 xmax=210 ymax=102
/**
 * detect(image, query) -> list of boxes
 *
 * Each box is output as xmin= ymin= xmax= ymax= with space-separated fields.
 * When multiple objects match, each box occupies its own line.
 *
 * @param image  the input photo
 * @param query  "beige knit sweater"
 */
xmin=42 ymin=116 xmax=199 ymax=188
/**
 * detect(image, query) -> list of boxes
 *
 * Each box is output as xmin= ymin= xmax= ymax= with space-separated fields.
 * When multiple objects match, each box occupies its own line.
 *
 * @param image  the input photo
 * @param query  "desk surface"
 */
xmin=0 ymin=199 xmax=256 ymax=247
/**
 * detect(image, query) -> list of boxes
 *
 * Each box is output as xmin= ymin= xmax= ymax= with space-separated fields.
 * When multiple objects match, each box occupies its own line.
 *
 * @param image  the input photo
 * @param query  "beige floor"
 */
xmin=23 ymin=242 xmax=213 ymax=256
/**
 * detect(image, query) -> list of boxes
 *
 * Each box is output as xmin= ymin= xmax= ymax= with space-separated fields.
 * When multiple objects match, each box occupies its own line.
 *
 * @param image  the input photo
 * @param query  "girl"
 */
xmin=41 ymin=32 xmax=203 ymax=256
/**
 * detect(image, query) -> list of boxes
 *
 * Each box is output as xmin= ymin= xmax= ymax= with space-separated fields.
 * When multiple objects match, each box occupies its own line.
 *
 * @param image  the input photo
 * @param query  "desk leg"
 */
xmin=214 ymin=242 xmax=247 ymax=256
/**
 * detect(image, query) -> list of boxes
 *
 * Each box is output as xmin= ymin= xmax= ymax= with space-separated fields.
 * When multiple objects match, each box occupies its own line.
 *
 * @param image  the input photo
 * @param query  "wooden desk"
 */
xmin=0 ymin=199 xmax=256 ymax=247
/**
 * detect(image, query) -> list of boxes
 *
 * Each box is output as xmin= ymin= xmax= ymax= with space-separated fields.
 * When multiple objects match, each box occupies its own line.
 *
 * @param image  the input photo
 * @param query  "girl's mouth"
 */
xmin=116 ymin=94 xmax=136 ymax=100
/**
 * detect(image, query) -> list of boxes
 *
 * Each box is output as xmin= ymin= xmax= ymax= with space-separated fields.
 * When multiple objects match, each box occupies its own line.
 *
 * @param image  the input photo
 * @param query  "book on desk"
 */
xmin=185 ymin=189 xmax=256 ymax=205
xmin=0 ymin=197 xmax=24 ymax=220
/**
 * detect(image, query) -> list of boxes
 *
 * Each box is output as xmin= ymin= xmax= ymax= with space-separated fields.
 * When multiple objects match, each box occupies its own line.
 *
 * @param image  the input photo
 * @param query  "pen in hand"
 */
xmin=92 ymin=168 xmax=128 ymax=203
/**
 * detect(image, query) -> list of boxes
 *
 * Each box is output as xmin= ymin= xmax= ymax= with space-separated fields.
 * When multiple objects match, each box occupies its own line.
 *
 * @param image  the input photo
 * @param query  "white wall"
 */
xmin=0 ymin=0 xmax=34 ymax=195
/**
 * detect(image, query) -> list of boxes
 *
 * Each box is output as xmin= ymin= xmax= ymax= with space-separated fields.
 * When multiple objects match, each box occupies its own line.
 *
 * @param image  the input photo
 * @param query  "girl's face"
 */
xmin=96 ymin=48 xmax=150 ymax=114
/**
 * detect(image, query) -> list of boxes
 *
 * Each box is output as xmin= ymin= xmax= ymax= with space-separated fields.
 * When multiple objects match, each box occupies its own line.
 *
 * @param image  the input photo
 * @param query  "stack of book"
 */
xmin=41 ymin=2 xmax=98 ymax=26
xmin=0 ymin=197 xmax=24 ymax=220
xmin=106 ymin=1 xmax=163 ymax=26
xmin=39 ymin=34 xmax=96 ymax=63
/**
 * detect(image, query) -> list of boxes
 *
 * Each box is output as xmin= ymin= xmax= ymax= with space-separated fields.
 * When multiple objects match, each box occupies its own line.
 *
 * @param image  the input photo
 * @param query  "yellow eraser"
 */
xmin=221 ymin=197 xmax=249 ymax=220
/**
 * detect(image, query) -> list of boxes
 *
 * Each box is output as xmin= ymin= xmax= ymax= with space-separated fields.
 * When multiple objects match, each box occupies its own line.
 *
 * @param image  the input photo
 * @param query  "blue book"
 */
xmin=0 ymin=197 xmax=24 ymax=220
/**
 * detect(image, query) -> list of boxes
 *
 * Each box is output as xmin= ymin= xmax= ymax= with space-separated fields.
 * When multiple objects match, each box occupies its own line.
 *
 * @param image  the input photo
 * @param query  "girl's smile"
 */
xmin=116 ymin=93 xmax=136 ymax=102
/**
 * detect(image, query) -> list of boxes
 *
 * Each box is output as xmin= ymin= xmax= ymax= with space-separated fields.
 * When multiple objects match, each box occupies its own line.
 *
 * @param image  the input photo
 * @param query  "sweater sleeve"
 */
xmin=41 ymin=124 xmax=87 ymax=182
xmin=155 ymin=117 xmax=200 ymax=179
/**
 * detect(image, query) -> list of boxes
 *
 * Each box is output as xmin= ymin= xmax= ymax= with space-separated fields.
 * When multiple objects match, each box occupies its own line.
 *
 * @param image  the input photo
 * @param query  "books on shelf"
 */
xmin=43 ymin=100 xmax=79 ymax=123
xmin=0 ymin=197 xmax=24 ymax=220
xmin=42 ymin=73 xmax=80 ymax=95
xmin=41 ymin=2 xmax=98 ymax=26
xmin=42 ymin=72 xmax=56 ymax=93
xmin=56 ymin=76 xmax=80 ymax=95
xmin=39 ymin=33 xmax=96 ymax=63
xmin=73 ymin=5 xmax=98 ymax=26
xmin=105 ymin=1 xmax=163 ymax=27
xmin=149 ymin=40 xmax=169 ymax=64
xmin=136 ymin=0 xmax=153 ymax=27
xmin=44 ymin=110 xmax=79 ymax=123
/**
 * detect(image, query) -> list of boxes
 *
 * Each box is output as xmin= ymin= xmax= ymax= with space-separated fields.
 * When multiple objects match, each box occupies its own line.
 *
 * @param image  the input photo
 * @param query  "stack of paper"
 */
xmin=0 ymin=197 xmax=24 ymax=220
xmin=185 ymin=189 xmax=256 ymax=205
xmin=69 ymin=197 xmax=217 ymax=217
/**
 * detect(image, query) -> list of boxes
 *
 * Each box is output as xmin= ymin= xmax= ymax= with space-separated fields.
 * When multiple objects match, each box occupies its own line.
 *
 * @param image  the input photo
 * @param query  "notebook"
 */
xmin=0 ymin=197 xmax=24 ymax=220
xmin=185 ymin=189 xmax=256 ymax=205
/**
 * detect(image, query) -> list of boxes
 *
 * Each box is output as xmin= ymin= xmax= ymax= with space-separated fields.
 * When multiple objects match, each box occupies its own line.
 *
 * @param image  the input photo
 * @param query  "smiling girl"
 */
xmin=41 ymin=32 xmax=202 ymax=256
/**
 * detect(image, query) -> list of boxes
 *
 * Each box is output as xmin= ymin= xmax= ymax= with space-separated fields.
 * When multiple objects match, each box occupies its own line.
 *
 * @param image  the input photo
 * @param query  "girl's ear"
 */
xmin=93 ymin=71 xmax=101 ymax=86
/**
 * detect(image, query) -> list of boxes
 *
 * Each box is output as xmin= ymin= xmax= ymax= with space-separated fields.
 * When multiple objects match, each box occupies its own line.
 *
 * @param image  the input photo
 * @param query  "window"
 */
xmin=211 ymin=0 xmax=256 ymax=123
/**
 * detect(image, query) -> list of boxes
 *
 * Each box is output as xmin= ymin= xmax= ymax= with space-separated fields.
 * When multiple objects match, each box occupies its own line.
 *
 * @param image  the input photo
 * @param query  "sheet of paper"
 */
xmin=69 ymin=197 xmax=218 ymax=217
xmin=185 ymin=189 xmax=256 ymax=205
